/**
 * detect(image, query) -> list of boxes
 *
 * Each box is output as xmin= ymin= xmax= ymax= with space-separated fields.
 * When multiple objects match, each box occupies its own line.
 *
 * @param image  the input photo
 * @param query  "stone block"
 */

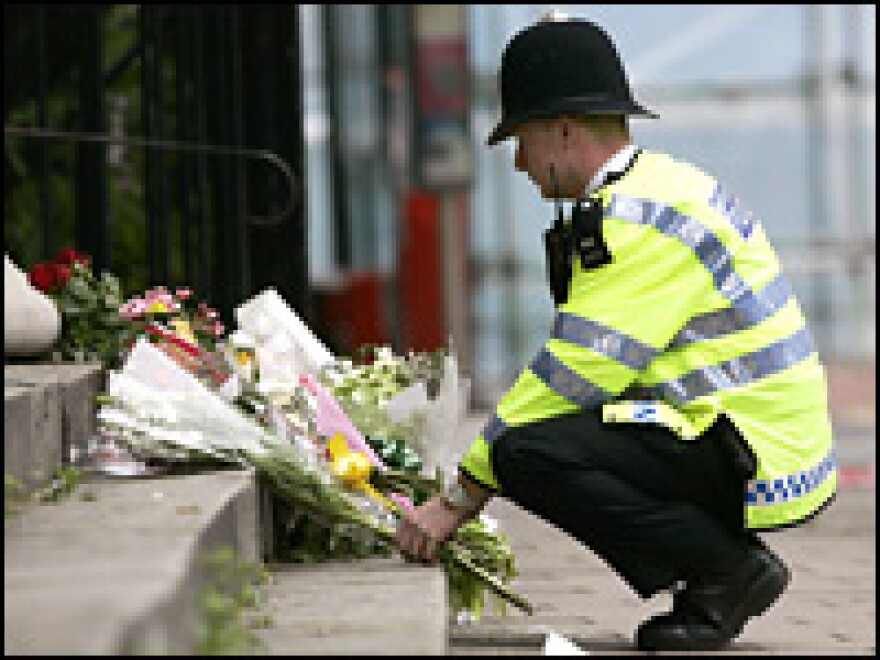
xmin=4 ymin=387 xmax=34 ymax=488
xmin=3 ymin=379 xmax=61 ymax=490
xmin=5 ymin=362 xmax=103 ymax=466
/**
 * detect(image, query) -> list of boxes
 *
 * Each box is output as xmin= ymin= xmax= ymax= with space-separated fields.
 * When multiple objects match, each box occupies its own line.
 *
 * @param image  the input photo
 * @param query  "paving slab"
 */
xmin=449 ymin=414 xmax=876 ymax=656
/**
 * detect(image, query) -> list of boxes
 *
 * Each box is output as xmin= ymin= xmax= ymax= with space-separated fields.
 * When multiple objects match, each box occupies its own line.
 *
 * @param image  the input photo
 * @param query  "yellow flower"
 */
xmin=169 ymin=317 xmax=198 ymax=345
xmin=146 ymin=301 xmax=170 ymax=314
xmin=236 ymin=347 xmax=255 ymax=368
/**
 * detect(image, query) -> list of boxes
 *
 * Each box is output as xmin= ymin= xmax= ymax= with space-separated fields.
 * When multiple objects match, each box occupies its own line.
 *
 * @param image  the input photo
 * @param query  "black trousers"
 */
xmin=489 ymin=409 xmax=760 ymax=599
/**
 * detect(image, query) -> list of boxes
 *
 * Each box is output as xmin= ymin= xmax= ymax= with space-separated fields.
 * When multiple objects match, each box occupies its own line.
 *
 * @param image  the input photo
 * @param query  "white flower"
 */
xmin=479 ymin=513 xmax=499 ymax=534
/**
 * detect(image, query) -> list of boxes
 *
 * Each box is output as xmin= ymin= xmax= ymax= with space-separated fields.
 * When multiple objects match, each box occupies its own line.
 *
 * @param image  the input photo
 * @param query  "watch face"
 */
xmin=445 ymin=480 xmax=474 ymax=510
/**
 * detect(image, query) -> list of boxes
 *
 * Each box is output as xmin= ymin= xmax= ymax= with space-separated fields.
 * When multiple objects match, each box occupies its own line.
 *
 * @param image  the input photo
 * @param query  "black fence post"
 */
xmin=75 ymin=5 xmax=108 ymax=272
xmin=242 ymin=5 xmax=311 ymax=322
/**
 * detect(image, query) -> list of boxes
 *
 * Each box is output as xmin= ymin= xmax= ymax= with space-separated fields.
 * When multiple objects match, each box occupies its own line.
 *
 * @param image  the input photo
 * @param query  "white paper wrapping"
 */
xmin=102 ymin=337 xmax=276 ymax=457
xmin=235 ymin=288 xmax=334 ymax=388
xmin=381 ymin=354 xmax=471 ymax=474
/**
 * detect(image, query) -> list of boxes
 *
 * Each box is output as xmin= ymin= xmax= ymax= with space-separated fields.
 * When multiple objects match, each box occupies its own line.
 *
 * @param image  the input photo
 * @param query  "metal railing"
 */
xmin=4 ymin=125 xmax=299 ymax=228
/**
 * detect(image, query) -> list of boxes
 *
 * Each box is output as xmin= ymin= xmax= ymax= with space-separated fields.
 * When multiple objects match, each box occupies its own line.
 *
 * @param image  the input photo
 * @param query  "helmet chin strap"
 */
xmin=550 ymin=164 xmax=564 ymax=229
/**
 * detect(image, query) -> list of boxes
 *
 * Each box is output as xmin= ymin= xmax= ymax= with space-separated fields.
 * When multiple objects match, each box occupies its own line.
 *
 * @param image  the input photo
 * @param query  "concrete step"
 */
xmin=4 ymin=363 xmax=104 ymax=492
xmin=256 ymin=557 xmax=448 ymax=655
xmin=4 ymin=468 xmax=261 ymax=654
xmin=5 ymin=362 xmax=450 ymax=655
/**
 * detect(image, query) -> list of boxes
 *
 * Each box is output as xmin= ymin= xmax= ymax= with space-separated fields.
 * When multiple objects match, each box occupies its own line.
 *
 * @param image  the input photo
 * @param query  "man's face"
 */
xmin=513 ymin=120 xmax=565 ymax=199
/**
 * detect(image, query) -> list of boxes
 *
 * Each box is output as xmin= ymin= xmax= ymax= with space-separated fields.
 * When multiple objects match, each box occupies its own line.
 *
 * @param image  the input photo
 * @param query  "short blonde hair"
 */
xmin=573 ymin=114 xmax=629 ymax=139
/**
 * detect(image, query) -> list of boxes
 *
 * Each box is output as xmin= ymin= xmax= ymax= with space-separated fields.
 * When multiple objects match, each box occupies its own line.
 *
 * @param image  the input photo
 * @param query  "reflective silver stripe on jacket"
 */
xmin=606 ymin=195 xmax=752 ymax=302
xmin=553 ymin=312 xmax=658 ymax=370
xmin=659 ymin=326 xmax=816 ymax=404
xmin=482 ymin=414 xmax=508 ymax=447
xmin=530 ymin=349 xmax=611 ymax=408
xmin=746 ymin=450 xmax=835 ymax=505
xmin=669 ymin=272 xmax=793 ymax=350
xmin=709 ymin=182 xmax=755 ymax=240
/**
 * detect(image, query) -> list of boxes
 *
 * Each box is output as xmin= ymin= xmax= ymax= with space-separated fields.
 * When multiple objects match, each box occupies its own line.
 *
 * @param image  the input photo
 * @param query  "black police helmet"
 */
xmin=487 ymin=17 xmax=657 ymax=146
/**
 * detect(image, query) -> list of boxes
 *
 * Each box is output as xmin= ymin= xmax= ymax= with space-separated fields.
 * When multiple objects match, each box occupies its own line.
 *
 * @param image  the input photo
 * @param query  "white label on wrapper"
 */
xmin=543 ymin=631 xmax=588 ymax=655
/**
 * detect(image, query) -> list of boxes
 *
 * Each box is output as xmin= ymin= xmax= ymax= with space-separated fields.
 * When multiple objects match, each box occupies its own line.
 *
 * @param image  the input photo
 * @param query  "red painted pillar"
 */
xmin=399 ymin=190 xmax=445 ymax=351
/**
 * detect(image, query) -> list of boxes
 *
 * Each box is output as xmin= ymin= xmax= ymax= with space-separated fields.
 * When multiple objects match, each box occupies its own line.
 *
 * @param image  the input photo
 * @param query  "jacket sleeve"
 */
xmin=460 ymin=210 xmax=720 ymax=493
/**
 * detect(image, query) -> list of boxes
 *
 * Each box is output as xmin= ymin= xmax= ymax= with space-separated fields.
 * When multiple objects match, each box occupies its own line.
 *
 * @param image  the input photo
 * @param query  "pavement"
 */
xmin=448 ymin=411 xmax=876 ymax=655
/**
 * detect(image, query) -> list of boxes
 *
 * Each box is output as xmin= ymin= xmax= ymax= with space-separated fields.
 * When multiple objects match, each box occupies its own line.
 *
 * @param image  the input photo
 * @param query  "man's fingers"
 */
xmin=395 ymin=515 xmax=439 ymax=563
xmin=395 ymin=519 xmax=414 ymax=556
xmin=395 ymin=517 xmax=423 ymax=561
xmin=424 ymin=537 xmax=438 ymax=564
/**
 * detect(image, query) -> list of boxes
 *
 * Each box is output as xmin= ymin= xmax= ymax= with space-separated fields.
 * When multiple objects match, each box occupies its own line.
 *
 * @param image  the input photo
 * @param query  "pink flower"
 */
xmin=175 ymin=288 xmax=193 ymax=300
xmin=144 ymin=289 xmax=177 ymax=311
xmin=120 ymin=297 xmax=147 ymax=320
xmin=213 ymin=321 xmax=225 ymax=337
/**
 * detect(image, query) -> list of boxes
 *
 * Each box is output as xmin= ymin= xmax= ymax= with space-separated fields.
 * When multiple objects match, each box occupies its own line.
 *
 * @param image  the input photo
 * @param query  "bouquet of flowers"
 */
xmin=95 ymin=338 xmax=533 ymax=617
xmin=320 ymin=345 xmax=472 ymax=495
xmin=28 ymin=247 xmax=131 ymax=367
xmin=229 ymin=291 xmax=519 ymax=618
xmin=118 ymin=286 xmax=232 ymax=389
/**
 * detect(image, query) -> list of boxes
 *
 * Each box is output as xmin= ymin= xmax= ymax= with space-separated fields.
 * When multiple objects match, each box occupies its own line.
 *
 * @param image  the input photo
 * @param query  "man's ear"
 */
xmin=560 ymin=118 xmax=576 ymax=148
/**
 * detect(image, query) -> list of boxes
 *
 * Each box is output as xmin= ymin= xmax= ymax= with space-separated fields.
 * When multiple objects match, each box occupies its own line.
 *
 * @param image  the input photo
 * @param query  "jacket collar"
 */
xmin=583 ymin=142 xmax=639 ymax=197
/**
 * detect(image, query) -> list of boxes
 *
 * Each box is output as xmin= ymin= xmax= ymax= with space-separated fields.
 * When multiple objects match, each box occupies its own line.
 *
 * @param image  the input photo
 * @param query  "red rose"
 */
xmin=28 ymin=262 xmax=57 ymax=293
xmin=55 ymin=247 xmax=90 ymax=268
xmin=53 ymin=263 xmax=72 ymax=288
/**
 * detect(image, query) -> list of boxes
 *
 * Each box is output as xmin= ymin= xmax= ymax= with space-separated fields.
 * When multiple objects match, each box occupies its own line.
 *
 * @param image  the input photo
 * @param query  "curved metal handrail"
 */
xmin=3 ymin=125 xmax=299 ymax=227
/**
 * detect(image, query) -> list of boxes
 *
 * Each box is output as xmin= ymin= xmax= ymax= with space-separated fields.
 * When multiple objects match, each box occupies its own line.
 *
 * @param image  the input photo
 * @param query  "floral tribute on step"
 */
xmin=87 ymin=284 xmax=530 ymax=619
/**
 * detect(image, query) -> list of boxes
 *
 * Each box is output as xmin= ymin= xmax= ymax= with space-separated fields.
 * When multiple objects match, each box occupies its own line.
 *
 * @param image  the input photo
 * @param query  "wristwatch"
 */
xmin=442 ymin=473 xmax=482 ymax=512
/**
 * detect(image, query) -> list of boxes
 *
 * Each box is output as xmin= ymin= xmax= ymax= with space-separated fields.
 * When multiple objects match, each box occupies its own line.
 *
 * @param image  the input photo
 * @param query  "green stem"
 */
xmin=250 ymin=451 xmax=533 ymax=615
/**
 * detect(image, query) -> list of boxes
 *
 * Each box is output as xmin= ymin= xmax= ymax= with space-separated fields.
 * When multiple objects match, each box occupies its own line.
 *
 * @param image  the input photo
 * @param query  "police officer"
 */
xmin=395 ymin=14 xmax=837 ymax=652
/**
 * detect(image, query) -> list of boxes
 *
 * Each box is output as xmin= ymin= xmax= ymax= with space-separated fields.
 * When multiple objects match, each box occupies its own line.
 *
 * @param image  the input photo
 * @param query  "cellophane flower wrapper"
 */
xmin=231 ymin=292 xmax=413 ymax=502
xmin=392 ymin=353 xmax=471 ymax=477
xmin=99 ymin=337 xmax=279 ymax=461
xmin=96 ymin=340 xmax=387 ymax=523
xmin=300 ymin=373 xmax=384 ymax=467
xmin=234 ymin=288 xmax=334 ymax=395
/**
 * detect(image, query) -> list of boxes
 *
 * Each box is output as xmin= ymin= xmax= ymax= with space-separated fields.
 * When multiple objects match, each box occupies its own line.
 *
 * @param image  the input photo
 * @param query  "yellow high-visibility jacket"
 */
xmin=461 ymin=150 xmax=836 ymax=530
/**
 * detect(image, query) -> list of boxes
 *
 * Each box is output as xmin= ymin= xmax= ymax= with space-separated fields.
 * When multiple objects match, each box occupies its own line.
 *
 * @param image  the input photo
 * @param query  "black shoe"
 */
xmin=636 ymin=545 xmax=790 ymax=652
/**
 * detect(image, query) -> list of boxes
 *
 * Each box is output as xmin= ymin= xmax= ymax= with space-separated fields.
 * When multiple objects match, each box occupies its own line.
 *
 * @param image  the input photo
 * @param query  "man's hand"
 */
xmin=394 ymin=495 xmax=473 ymax=565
